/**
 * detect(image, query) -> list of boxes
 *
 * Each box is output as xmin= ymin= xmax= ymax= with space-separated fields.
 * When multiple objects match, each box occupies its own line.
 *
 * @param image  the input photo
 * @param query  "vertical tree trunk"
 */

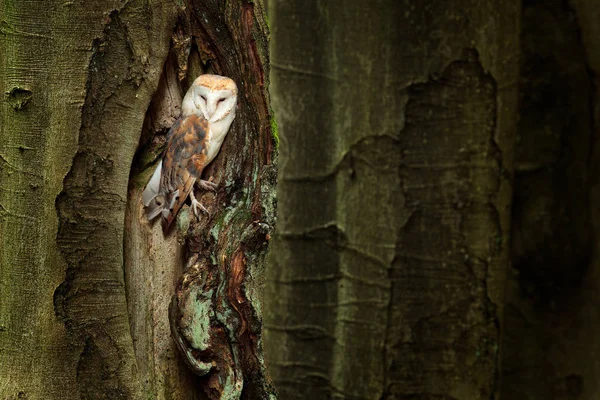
xmin=126 ymin=1 xmax=277 ymax=399
xmin=265 ymin=1 xmax=519 ymax=399
xmin=0 ymin=0 xmax=275 ymax=399
xmin=501 ymin=1 xmax=600 ymax=398
xmin=1 ymin=1 xmax=175 ymax=398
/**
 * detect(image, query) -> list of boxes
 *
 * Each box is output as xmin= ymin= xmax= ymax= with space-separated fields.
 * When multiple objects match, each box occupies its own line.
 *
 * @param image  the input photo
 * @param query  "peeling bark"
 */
xmin=0 ymin=0 xmax=174 ymax=398
xmin=1 ymin=0 xmax=274 ymax=399
xmin=126 ymin=1 xmax=277 ymax=399
xmin=54 ymin=7 xmax=176 ymax=396
xmin=265 ymin=1 xmax=519 ymax=399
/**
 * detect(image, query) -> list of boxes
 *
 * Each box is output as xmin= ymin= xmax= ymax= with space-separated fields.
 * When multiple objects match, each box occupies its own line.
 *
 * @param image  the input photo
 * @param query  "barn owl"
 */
xmin=142 ymin=74 xmax=238 ymax=232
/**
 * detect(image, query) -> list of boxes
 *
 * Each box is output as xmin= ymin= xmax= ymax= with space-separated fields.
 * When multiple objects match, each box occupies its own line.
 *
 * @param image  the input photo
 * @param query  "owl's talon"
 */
xmin=191 ymin=199 xmax=208 ymax=218
xmin=145 ymin=75 xmax=237 ymax=232
xmin=198 ymin=179 xmax=218 ymax=191
xmin=189 ymin=190 xmax=208 ymax=218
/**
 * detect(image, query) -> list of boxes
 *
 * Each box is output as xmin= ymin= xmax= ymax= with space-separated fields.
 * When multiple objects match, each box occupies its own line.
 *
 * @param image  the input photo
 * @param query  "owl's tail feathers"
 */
xmin=145 ymin=198 xmax=165 ymax=221
xmin=143 ymin=161 xmax=164 ymax=221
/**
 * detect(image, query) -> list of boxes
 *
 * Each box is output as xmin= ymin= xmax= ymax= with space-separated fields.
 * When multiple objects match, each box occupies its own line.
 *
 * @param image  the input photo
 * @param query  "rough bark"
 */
xmin=500 ymin=1 xmax=600 ymax=399
xmin=125 ymin=1 xmax=277 ymax=399
xmin=0 ymin=0 xmax=175 ymax=398
xmin=265 ymin=1 xmax=519 ymax=399
xmin=1 ymin=0 xmax=275 ymax=399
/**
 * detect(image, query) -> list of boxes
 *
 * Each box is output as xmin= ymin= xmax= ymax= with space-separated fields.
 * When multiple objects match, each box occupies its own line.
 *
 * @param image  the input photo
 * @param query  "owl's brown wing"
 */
xmin=159 ymin=113 xmax=210 ymax=232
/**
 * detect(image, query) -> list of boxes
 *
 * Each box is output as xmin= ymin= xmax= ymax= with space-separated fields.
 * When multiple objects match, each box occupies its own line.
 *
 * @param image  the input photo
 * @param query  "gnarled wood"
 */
xmin=125 ymin=1 xmax=277 ymax=399
xmin=0 ymin=0 xmax=274 ymax=398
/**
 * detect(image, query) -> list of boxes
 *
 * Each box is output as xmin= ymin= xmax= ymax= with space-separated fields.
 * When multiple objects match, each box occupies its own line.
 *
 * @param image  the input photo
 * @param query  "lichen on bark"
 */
xmin=125 ymin=1 xmax=277 ymax=399
xmin=1 ymin=0 xmax=274 ymax=398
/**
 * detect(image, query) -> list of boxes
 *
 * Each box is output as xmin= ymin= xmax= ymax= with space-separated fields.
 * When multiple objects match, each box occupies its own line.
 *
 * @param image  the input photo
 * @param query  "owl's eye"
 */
xmin=200 ymin=95 xmax=207 ymax=101
xmin=217 ymin=98 xmax=226 ymax=104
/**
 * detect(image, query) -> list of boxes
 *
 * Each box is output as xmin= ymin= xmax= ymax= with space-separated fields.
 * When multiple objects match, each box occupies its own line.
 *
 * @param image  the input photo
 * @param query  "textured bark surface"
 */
xmin=1 ymin=1 xmax=175 ymax=398
xmin=125 ymin=1 xmax=276 ymax=399
xmin=501 ymin=1 xmax=600 ymax=399
xmin=125 ymin=49 xmax=197 ymax=400
xmin=1 ymin=0 xmax=274 ymax=399
xmin=265 ymin=1 xmax=519 ymax=399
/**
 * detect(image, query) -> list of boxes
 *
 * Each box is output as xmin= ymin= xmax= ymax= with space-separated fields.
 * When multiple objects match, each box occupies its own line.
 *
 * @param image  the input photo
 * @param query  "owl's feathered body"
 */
xmin=143 ymin=74 xmax=238 ymax=232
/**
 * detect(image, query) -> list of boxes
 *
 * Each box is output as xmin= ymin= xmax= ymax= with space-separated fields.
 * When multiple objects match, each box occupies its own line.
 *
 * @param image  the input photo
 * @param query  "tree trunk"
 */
xmin=265 ymin=1 xmax=519 ymax=399
xmin=126 ymin=1 xmax=277 ymax=399
xmin=500 ymin=1 xmax=600 ymax=399
xmin=0 ymin=0 xmax=275 ymax=399
xmin=0 ymin=1 xmax=174 ymax=397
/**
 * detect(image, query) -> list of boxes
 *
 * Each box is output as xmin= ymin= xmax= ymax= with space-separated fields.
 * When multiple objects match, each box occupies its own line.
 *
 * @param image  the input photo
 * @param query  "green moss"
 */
xmin=130 ymin=161 xmax=159 ymax=188
xmin=264 ymin=10 xmax=270 ymax=29
xmin=130 ymin=143 xmax=163 ymax=188
xmin=270 ymin=113 xmax=279 ymax=148
xmin=210 ymin=208 xmax=229 ymax=241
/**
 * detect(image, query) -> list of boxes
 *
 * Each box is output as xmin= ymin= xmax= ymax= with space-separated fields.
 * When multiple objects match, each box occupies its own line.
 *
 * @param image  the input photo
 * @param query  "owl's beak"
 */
xmin=207 ymin=104 xmax=216 ymax=120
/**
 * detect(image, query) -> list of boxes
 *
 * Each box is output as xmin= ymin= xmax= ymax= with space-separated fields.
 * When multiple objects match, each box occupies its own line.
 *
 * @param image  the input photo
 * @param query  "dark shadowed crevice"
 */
xmin=511 ymin=0 xmax=593 ymax=306
xmin=53 ymin=9 xmax=149 ymax=399
xmin=502 ymin=0 xmax=595 ymax=398
xmin=124 ymin=1 xmax=277 ymax=398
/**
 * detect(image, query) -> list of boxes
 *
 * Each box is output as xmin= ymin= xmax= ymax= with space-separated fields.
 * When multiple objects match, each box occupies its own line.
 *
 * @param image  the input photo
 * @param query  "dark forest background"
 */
xmin=1 ymin=0 xmax=599 ymax=399
xmin=264 ymin=1 xmax=600 ymax=399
